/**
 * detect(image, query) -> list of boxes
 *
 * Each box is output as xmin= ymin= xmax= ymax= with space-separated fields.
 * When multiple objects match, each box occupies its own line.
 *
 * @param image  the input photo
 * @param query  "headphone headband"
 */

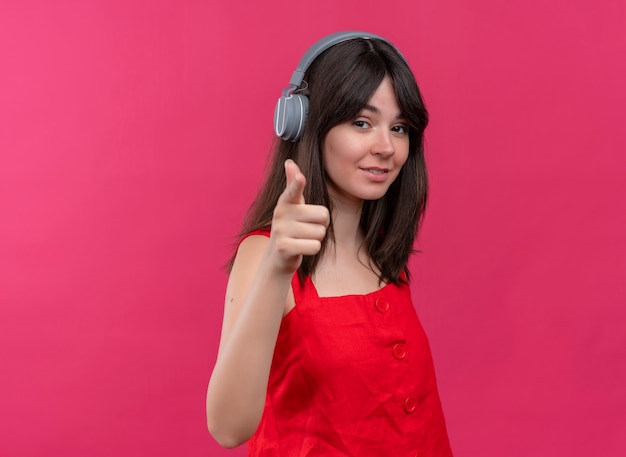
xmin=287 ymin=31 xmax=386 ymax=90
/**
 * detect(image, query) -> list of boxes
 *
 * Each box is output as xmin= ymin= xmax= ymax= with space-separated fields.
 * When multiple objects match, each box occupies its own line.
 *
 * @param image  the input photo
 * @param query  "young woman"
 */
xmin=206 ymin=31 xmax=452 ymax=456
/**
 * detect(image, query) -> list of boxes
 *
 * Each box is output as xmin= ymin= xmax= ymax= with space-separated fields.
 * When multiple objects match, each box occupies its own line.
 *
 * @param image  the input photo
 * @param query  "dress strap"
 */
xmin=237 ymin=228 xmax=318 ymax=305
xmin=291 ymin=274 xmax=318 ymax=304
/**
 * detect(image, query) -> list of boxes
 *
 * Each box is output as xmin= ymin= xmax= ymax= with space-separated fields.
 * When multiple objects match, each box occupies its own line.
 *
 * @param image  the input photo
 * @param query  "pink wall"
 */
xmin=1 ymin=1 xmax=624 ymax=456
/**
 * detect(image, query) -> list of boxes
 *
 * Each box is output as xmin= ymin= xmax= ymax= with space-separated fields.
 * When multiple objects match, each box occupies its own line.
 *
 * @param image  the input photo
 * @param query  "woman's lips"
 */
xmin=360 ymin=167 xmax=390 ymax=182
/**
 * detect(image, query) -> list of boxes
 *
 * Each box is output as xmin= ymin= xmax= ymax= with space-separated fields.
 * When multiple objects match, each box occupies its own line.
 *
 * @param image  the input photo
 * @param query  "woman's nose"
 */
xmin=371 ymin=128 xmax=395 ymax=157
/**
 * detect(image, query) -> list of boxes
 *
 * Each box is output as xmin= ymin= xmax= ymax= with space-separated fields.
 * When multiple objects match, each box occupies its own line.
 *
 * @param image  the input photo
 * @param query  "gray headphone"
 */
xmin=274 ymin=31 xmax=402 ymax=142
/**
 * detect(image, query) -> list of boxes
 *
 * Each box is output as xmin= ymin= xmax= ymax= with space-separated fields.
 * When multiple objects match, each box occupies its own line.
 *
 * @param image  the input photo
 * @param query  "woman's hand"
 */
xmin=268 ymin=160 xmax=330 ymax=274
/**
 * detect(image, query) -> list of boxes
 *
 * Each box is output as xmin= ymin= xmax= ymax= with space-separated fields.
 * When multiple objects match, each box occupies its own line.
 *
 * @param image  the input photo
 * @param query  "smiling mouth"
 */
xmin=362 ymin=168 xmax=388 ymax=175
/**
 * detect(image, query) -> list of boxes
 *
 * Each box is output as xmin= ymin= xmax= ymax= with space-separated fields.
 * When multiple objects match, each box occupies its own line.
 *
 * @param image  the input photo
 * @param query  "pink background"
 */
xmin=1 ymin=1 xmax=625 ymax=456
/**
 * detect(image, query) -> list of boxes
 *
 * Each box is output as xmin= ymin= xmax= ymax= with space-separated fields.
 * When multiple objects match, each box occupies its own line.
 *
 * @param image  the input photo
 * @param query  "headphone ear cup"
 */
xmin=274 ymin=94 xmax=309 ymax=142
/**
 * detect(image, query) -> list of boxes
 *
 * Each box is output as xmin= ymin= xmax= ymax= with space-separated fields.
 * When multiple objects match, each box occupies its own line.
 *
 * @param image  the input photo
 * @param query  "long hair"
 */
xmin=232 ymin=37 xmax=429 ymax=285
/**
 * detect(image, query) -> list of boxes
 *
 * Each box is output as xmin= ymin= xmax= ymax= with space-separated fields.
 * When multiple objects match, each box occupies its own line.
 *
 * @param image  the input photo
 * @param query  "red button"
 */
xmin=375 ymin=298 xmax=390 ymax=314
xmin=393 ymin=343 xmax=407 ymax=360
xmin=403 ymin=397 xmax=417 ymax=413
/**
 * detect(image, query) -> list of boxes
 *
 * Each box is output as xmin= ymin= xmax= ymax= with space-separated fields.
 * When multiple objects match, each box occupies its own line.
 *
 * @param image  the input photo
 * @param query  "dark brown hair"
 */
xmin=232 ymin=37 xmax=429 ymax=285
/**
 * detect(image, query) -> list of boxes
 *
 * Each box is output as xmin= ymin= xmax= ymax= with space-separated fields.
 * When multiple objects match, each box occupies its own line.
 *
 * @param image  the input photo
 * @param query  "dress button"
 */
xmin=375 ymin=297 xmax=390 ymax=314
xmin=393 ymin=343 xmax=407 ymax=360
xmin=403 ymin=397 xmax=417 ymax=413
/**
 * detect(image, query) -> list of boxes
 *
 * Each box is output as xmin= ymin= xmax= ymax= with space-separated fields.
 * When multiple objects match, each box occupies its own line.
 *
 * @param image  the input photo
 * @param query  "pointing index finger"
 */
xmin=283 ymin=159 xmax=305 ymax=204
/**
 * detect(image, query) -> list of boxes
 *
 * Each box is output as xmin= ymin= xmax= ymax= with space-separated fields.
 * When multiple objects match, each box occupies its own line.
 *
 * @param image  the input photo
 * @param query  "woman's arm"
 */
xmin=206 ymin=160 xmax=329 ymax=448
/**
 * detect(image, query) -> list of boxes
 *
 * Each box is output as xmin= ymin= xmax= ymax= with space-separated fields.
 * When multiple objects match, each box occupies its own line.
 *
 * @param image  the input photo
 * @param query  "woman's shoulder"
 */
xmin=232 ymin=228 xmax=271 ymax=265
xmin=242 ymin=228 xmax=271 ymax=240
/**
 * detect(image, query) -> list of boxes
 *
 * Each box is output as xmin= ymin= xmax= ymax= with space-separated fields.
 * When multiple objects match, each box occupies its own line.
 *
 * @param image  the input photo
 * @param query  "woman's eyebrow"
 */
xmin=360 ymin=104 xmax=405 ymax=120
xmin=362 ymin=104 xmax=380 ymax=114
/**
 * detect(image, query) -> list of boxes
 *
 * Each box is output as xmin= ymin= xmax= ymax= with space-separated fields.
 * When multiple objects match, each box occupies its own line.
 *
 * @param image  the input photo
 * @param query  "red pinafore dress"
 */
xmin=244 ymin=231 xmax=452 ymax=457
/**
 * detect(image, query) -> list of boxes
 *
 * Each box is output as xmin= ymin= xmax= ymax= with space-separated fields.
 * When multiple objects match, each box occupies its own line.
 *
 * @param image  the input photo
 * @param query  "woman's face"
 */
xmin=322 ymin=76 xmax=409 ymax=207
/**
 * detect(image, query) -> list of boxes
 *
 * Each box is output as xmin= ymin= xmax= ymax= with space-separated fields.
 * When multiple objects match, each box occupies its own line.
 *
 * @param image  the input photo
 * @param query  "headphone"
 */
xmin=274 ymin=31 xmax=403 ymax=142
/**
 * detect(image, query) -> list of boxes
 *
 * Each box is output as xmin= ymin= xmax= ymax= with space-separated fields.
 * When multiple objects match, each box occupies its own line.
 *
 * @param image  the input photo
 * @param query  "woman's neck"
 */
xmin=314 ymin=197 xmax=383 ymax=295
xmin=328 ymin=196 xmax=365 ymax=255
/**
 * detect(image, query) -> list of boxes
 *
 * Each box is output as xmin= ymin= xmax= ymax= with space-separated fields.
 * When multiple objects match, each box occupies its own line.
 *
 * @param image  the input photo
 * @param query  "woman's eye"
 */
xmin=392 ymin=124 xmax=408 ymax=134
xmin=353 ymin=120 xmax=370 ymax=129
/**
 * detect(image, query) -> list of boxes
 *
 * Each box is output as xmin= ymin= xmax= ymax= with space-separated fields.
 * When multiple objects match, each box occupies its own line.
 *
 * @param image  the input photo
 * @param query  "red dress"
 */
xmin=243 ymin=231 xmax=452 ymax=457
